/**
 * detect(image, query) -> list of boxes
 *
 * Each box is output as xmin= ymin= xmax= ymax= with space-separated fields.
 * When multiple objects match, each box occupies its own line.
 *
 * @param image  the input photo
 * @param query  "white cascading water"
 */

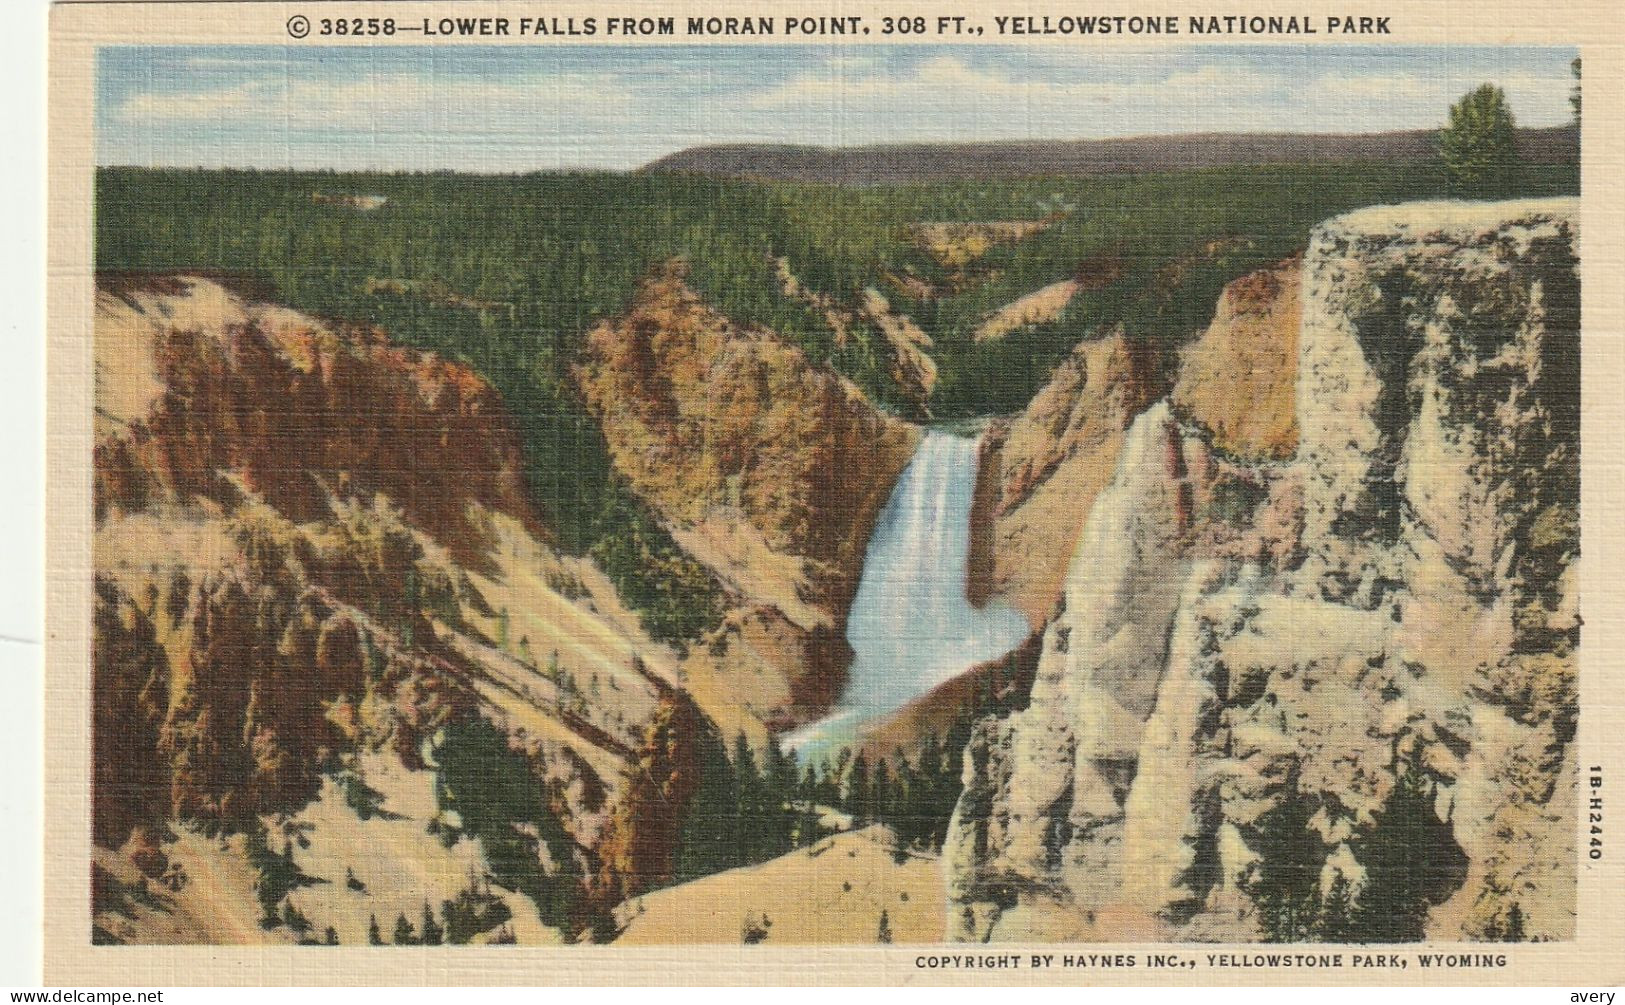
xmin=786 ymin=432 xmax=1031 ymax=758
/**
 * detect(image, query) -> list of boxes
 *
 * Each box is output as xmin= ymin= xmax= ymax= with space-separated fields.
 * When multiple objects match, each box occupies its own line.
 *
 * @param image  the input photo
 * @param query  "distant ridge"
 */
xmin=640 ymin=125 xmax=1579 ymax=185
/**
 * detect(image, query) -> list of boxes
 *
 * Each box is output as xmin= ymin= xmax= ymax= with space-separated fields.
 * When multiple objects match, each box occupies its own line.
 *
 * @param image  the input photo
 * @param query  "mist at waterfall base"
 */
xmin=785 ymin=433 xmax=1031 ymax=761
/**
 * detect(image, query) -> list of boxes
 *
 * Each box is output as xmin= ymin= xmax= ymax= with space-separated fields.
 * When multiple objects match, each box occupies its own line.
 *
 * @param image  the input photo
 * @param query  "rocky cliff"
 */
xmin=969 ymin=251 xmax=1308 ymax=630
xmin=578 ymin=262 xmax=920 ymax=735
xmin=93 ymin=276 xmax=695 ymax=945
xmin=945 ymin=199 xmax=1579 ymax=944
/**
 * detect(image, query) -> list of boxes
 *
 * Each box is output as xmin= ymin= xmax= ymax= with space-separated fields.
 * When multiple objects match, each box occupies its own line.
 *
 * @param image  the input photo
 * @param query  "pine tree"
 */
xmin=368 ymin=914 xmax=383 ymax=946
xmin=796 ymin=793 xmax=821 ymax=848
xmin=672 ymin=727 xmax=737 ymax=884
xmin=782 ymin=742 xmax=802 ymax=842
xmin=1504 ymin=903 xmax=1527 ymax=942
xmin=1439 ymin=84 xmax=1520 ymax=196
xmin=916 ymin=731 xmax=951 ymax=848
xmin=937 ymin=721 xmax=972 ymax=849
xmin=1246 ymin=769 xmax=1326 ymax=942
xmin=434 ymin=715 xmax=583 ymax=929
xmin=282 ymin=900 xmax=312 ymax=940
xmin=848 ymin=750 xmax=872 ymax=826
xmin=762 ymin=735 xmax=797 ymax=856
xmin=891 ymin=753 xmax=922 ymax=851
xmin=401 ymin=569 xmax=420 ymax=647
xmin=393 ymin=912 xmax=417 ymax=945
xmin=441 ymin=870 xmax=514 ymax=945
xmin=944 ymin=713 xmax=974 ymax=776
xmin=420 ymin=901 xmax=444 ymax=945
xmin=815 ymin=757 xmax=841 ymax=807
xmin=732 ymin=732 xmax=762 ymax=864
xmin=873 ymin=759 xmax=893 ymax=826
xmin=1570 ymin=57 xmax=1581 ymax=125
xmin=877 ymin=909 xmax=893 ymax=944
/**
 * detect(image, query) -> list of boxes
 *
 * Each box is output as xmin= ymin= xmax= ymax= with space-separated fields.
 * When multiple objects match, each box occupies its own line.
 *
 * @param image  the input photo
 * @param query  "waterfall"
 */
xmin=787 ymin=432 xmax=1031 ymax=756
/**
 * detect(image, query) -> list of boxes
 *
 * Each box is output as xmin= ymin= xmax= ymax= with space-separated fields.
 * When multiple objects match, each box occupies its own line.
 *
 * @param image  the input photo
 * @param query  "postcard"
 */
xmin=43 ymin=0 xmax=1625 ymax=986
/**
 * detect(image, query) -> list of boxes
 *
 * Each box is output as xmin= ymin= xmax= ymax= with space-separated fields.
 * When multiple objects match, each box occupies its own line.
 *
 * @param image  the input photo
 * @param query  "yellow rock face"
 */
xmin=92 ymin=275 xmax=684 ymax=945
xmin=1171 ymin=256 xmax=1302 ymax=461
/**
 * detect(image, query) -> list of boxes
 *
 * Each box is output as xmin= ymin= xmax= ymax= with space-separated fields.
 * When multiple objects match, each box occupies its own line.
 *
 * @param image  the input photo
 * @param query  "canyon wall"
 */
xmin=967 ymin=255 xmax=1303 ymax=628
xmin=967 ymin=333 xmax=1163 ymax=626
xmin=93 ymin=276 xmax=693 ymax=944
xmin=578 ymin=262 xmax=920 ymax=735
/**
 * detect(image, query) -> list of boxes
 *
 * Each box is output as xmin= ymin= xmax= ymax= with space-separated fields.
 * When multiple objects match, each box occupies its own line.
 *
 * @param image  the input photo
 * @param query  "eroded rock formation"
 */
xmin=578 ymin=262 xmax=920 ymax=733
xmin=946 ymin=199 xmax=1579 ymax=944
xmin=1171 ymin=255 xmax=1303 ymax=461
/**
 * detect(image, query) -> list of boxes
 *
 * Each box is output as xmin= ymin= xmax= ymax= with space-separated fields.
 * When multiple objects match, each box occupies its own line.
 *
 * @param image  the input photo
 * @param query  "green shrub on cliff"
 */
xmin=588 ymin=483 xmax=722 ymax=646
xmin=1245 ymin=769 xmax=1328 ymax=942
xmin=667 ymin=730 xmax=801 ymax=885
xmin=1346 ymin=755 xmax=1469 ymax=942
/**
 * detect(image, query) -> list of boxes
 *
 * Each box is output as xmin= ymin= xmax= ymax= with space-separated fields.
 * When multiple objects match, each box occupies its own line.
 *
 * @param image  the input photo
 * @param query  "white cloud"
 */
xmin=1301 ymin=65 xmax=1571 ymax=129
xmin=747 ymin=54 xmax=1160 ymax=112
xmin=732 ymin=54 xmax=1312 ymax=149
xmin=1162 ymin=64 xmax=1280 ymax=94
xmin=182 ymin=54 xmax=292 ymax=71
xmin=1308 ymin=71 xmax=1437 ymax=101
xmin=117 ymin=70 xmax=635 ymax=136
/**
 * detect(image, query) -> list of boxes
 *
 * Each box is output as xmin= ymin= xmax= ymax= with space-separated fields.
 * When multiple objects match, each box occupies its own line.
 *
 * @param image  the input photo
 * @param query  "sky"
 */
xmin=96 ymin=45 xmax=1578 ymax=172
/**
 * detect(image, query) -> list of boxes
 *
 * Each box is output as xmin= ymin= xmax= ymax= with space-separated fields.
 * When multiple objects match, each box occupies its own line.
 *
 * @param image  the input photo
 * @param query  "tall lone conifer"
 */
xmin=1439 ymin=84 xmax=1520 ymax=196
xmin=1570 ymin=58 xmax=1581 ymax=125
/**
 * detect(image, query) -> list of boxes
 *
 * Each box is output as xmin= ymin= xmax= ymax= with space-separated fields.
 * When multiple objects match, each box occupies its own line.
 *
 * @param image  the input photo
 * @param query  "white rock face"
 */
xmin=945 ymin=402 xmax=1191 ymax=940
xmin=946 ymin=199 xmax=1579 ymax=943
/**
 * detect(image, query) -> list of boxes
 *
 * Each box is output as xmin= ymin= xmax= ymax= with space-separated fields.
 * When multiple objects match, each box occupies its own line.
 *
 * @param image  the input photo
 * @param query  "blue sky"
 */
xmin=96 ymin=45 xmax=1578 ymax=171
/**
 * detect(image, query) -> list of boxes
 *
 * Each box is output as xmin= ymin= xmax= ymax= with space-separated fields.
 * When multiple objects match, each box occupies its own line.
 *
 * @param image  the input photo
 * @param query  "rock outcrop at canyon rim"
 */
xmin=1171 ymin=255 xmax=1303 ymax=462
xmin=946 ymin=199 xmax=1580 ymax=943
